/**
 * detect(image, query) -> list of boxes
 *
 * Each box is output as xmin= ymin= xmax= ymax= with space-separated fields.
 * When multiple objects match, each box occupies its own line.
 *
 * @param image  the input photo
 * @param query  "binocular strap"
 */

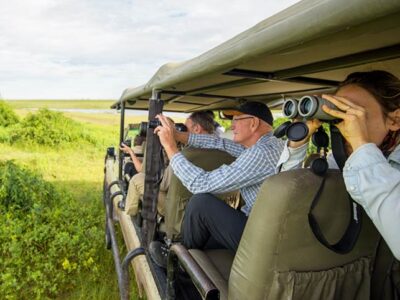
xmin=308 ymin=176 xmax=363 ymax=254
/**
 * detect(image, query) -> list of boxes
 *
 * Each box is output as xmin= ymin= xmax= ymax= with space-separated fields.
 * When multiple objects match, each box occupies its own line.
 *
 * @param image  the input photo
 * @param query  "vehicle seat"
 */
xmin=183 ymin=169 xmax=379 ymax=300
xmin=228 ymin=169 xmax=380 ymax=300
xmin=165 ymin=147 xmax=237 ymax=240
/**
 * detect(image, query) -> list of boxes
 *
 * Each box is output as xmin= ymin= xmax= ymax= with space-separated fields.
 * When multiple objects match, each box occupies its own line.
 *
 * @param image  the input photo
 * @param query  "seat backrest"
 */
xmin=229 ymin=169 xmax=379 ymax=300
xmin=165 ymin=147 xmax=236 ymax=240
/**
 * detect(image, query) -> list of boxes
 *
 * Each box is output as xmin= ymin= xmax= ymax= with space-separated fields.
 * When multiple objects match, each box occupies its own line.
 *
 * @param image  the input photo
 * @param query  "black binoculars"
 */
xmin=275 ymin=95 xmax=341 ymax=142
xmin=282 ymin=96 xmax=338 ymax=121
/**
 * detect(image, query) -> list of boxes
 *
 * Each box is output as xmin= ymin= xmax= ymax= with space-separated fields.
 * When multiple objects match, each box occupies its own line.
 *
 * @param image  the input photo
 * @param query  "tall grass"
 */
xmin=5 ymin=100 xmax=114 ymax=109
xmin=0 ymin=106 xmax=139 ymax=299
xmin=0 ymin=101 xmax=19 ymax=127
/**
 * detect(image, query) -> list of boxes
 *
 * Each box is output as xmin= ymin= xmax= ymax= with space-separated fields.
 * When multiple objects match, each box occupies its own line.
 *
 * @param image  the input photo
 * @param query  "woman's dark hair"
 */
xmin=188 ymin=111 xmax=215 ymax=134
xmin=339 ymin=70 xmax=400 ymax=114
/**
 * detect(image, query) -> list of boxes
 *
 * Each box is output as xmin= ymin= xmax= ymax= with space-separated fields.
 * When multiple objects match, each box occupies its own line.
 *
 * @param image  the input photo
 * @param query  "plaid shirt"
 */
xmin=170 ymin=132 xmax=284 ymax=215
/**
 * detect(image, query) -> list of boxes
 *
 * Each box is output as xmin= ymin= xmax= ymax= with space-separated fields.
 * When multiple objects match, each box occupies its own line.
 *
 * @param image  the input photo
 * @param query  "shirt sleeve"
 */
xmin=276 ymin=141 xmax=308 ymax=173
xmin=188 ymin=133 xmax=245 ymax=158
xmin=343 ymin=143 xmax=400 ymax=259
xmin=170 ymin=146 xmax=276 ymax=194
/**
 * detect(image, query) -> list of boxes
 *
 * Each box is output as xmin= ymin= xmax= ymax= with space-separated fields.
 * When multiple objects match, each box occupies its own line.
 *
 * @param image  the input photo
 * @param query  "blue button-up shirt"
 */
xmin=343 ymin=143 xmax=400 ymax=259
xmin=170 ymin=132 xmax=284 ymax=215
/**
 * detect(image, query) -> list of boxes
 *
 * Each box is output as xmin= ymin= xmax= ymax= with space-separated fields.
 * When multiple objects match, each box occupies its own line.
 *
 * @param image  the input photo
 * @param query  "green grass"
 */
xmin=0 ymin=106 xmax=141 ymax=299
xmin=5 ymin=100 xmax=115 ymax=109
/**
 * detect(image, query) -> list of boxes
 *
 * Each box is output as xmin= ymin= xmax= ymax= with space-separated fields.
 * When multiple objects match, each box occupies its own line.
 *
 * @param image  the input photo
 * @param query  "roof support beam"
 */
xmin=224 ymin=69 xmax=339 ymax=86
xmin=275 ymin=43 xmax=400 ymax=78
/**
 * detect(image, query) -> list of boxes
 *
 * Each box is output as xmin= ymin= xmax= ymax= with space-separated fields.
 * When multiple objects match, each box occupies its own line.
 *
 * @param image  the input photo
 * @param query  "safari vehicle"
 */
xmin=102 ymin=0 xmax=400 ymax=299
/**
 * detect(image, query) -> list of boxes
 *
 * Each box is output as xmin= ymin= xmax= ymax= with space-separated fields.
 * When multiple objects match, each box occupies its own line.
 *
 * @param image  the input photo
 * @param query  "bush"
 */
xmin=0 ymin=161 xmax=56 ymax=212
xmin=10 ymin=109 xmax=97 ymax=146
xmin=0 ymin=161 xmax=103 ymax=299
xmin=0 ymin=101 xmax=19 ymax=127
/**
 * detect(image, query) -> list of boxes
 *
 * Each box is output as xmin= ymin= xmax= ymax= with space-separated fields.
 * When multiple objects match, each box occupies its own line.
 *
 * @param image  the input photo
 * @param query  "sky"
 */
xmin=0 ymin=0 xmax=300 ymax=100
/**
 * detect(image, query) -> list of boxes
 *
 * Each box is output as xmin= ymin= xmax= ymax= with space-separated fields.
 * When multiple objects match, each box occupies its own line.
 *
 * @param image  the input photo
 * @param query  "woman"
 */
xmin=277 ymin=70 xmax=400 ymax=259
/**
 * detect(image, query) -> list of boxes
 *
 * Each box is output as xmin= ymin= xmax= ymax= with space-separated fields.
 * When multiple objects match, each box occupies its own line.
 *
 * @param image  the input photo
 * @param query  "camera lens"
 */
xmin=175 ymin=123 xmax=188 ymax=132
xmin=282 ymin=99 xmax=298 ymax=119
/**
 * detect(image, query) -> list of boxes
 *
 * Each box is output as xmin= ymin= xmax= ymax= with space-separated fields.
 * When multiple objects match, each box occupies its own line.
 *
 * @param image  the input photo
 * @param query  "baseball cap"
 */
xmin=223 ymin=101 xmax=273 ymax=125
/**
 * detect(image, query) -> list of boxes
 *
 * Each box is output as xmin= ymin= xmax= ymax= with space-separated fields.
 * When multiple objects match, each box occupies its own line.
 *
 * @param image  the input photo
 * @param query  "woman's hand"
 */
xmin=154 ymin=114 xmax=179 ymax=158
xmin=120 ymin=143 xmax=135 ymax=156
xmin=322 ymin=94 xmax=369 ymax=151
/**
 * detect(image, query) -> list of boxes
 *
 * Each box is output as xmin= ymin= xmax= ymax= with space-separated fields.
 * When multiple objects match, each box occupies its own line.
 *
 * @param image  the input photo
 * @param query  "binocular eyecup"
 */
xmin=282 ymin=96 xmax=338 ymax=121
xmin=273 ymin=121 xmax=309 ymax=142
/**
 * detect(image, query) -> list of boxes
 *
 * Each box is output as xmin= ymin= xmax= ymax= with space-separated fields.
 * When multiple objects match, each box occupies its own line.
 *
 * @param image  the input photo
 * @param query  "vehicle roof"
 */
xmin=113 ymin=0 xmax=400 ymax=112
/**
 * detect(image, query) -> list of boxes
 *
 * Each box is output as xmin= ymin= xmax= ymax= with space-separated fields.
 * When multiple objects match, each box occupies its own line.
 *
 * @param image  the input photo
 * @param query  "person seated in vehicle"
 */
xmin=122 ymin=135 xmax=146 ymax=178
xmin=277 ymin=70 xmax=400 ymax=260
xmin=151 ymin=101 xmax=284 ymax=268
xmin=120 ymin=111 xmax=217 ymax=216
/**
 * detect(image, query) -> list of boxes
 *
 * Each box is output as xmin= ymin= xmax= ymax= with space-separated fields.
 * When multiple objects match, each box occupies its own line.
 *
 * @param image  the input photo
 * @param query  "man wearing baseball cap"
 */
xmin=151 ymin=101 xmax=284 ymax=267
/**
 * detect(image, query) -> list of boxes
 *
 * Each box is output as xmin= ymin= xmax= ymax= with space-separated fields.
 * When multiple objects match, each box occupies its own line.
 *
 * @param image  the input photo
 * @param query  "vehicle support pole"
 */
xmin=142 ymin=89 xmax=163 ymax=248
xmin=167 ymin=244 xmax=220 ymax=300
xmin=105 ymin=191 xmax=126 ymax=299
xmin=119 ymin=99 xmax=126 ymax=181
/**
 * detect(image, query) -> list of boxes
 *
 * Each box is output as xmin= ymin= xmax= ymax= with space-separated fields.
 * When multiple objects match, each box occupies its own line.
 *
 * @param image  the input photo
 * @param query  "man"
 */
xmin=120 ymin=111 xmax=216 ymax=216
xmin=151 ymin=102 xmax=284 ymax=267
xmin=184 ymin=111 xmax=216 ymax=135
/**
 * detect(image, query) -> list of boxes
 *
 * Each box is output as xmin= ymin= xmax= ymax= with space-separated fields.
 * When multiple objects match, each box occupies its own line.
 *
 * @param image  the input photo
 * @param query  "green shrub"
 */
xmin=273 ymin=116 xmax=289 ymax=129
xmin=10 ymin=109 xmax=97 ymax=146
xmin=0 ymin=101 xmax=19 ymax=127
xmin=0 ymin=161 xmax=55 ymax=212
xmin=0 ymin=161 xmax=103 ymax=299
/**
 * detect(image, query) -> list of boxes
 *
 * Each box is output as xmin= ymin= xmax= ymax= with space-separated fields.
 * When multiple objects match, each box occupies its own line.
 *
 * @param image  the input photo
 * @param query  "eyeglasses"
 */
xmin=231 ymin=116 xmax=254 ymax=124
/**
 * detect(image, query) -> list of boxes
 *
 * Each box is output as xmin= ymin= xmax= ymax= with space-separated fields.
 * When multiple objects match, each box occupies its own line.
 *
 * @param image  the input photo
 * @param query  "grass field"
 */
xmin=5 ymin=99 xmax=115 ymax=109
xmin=0 ymin=101 xmax=142 ymax=299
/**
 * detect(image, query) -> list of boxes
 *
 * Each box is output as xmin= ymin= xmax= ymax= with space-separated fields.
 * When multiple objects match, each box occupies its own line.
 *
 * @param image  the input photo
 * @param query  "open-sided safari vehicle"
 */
xmin=102 ymin=0 xmax=400 ymax=299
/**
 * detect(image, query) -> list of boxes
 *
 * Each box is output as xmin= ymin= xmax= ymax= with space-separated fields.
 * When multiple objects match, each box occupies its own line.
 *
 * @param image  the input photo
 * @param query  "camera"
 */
xmin=282 ymin=96 xmax=339 ymax=121
xmin=138 ymin=120 xmax=188 ymax=137
xmin=120 ymin=139 xmax=132 ymax=148
xmin=120 ymin=139 xmax=132 ymax=157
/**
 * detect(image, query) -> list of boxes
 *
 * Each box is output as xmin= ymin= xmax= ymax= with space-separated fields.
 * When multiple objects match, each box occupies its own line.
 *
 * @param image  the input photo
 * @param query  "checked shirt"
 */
xmin=170 ymin=132 xmax=284 ymax=215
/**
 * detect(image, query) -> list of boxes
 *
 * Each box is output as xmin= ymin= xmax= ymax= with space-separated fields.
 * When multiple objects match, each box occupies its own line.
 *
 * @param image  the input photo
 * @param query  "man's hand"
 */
xmin=154 ymin=114 xmax=179 ymax=159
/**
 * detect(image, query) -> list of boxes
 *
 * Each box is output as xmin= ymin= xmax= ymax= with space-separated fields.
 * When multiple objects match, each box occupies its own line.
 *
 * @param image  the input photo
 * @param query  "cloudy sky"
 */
xmin=0 ymin=0 xmax=300 ymax=100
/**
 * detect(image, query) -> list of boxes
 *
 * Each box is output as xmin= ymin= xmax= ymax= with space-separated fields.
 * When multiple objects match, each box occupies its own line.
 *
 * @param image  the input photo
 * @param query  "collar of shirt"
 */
xmin=388 ymin=144 xmax=400 ymax=167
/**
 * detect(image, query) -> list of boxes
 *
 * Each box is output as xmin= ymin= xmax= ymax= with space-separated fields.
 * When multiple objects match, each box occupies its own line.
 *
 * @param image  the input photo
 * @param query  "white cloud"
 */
xmin=0 ymin=0 xmax=300 ymax=99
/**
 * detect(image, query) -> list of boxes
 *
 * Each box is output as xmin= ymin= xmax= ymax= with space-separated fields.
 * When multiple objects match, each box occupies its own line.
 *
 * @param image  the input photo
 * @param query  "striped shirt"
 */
xmin=170 ymin=132 xmax=284 ymax=215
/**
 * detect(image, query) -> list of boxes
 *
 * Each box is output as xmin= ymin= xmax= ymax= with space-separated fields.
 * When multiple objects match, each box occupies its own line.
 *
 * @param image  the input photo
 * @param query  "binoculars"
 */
xmin=282 ymin=96 xmax=338 ymax=121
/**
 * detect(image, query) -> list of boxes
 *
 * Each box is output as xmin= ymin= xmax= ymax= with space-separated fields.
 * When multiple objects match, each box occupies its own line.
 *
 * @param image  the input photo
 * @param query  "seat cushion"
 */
xmin=189 ymin=249 xmax=235 ymax=300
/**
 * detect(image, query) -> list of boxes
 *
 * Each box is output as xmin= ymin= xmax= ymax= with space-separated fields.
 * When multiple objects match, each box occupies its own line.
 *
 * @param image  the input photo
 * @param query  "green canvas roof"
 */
xmin=113 ymin=0 xmax=400 ymax=112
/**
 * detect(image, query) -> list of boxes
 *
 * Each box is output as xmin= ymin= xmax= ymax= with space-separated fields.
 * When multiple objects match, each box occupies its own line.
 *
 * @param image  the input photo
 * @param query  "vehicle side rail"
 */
xmin=167 ymin=243 xmax=219 ymax=300
xmin=105 ymin=179 xmax=145 ymax=300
